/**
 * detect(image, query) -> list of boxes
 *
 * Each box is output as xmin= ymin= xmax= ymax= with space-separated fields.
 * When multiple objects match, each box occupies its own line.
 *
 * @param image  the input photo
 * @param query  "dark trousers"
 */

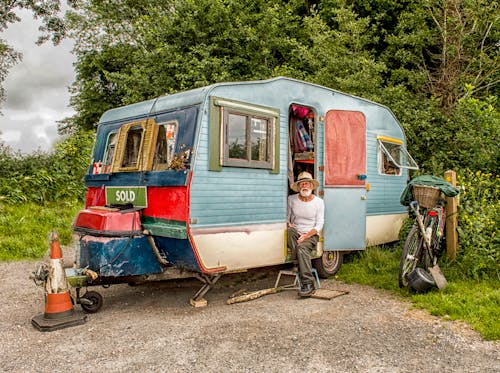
xmin=287 ymin=227 xmax=318 ymax=286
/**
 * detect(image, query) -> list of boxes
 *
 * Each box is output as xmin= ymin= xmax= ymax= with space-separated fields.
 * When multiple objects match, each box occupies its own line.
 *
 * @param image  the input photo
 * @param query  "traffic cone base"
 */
xmin=31 ymin=311 xmax=86 ymax=332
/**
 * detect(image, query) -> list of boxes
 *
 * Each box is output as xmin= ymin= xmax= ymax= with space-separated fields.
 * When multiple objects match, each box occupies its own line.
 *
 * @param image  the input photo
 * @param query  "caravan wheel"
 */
xmin=313 ymin=251 xmax=343 ymax=278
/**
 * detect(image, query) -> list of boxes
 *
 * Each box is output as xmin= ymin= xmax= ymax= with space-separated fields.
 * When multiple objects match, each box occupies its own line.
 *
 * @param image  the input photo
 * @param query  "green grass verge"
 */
xmin=1 ymin=201 xmax=498 ymax=340
xmin=0 ymin=201 xmax=83 ymax=260
xmin=337 ymin=247 xmax=500 ymax=341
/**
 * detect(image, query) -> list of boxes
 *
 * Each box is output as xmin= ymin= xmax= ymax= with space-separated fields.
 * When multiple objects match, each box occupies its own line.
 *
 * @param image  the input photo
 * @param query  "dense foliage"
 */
xmin=0 ymin=0 xmax=497 ymax=281
xmin=0 ymin=130 xmax=94 ymax=204
xmin=453 ymin=170 xmax=499 ymax=280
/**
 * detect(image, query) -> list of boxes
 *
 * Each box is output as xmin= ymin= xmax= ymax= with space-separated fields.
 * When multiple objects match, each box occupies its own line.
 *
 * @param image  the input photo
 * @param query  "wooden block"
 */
xmin=311 ymin=289 xmax=349 ymax=300
xmin=189 ymin=298 xmax=208 ymax=308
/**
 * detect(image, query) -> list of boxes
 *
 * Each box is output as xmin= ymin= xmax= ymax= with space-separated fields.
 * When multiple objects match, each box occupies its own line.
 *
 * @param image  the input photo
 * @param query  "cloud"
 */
xmin=0 ymin=8 xmax=75 ymax=153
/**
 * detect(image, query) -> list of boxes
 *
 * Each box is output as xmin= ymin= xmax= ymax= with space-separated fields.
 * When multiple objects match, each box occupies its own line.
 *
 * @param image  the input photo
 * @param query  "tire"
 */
xmin=313 ymin=251 xmax=343 ymax=278
xmin=80 ymin=291 xmax=104 ymax=314
xmin=407 ymin=267 xmax=435 ymax=293
xmin=399 ymin=225 xmax=423 ymax=288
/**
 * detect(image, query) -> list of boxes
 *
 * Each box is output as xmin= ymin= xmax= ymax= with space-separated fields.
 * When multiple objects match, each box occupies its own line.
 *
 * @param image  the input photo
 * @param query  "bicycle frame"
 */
xmin=399 ymin=200 xmax=447 ymax=289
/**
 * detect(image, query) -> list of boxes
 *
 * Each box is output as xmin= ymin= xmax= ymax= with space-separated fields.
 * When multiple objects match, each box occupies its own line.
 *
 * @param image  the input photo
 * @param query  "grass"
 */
xmin=0 ymin=201 xmax=83 ymax=260
xmin=337 ymin=246 xmax=500 ymax=341
xmin=1 ymin=201 xmax=498 ymax=340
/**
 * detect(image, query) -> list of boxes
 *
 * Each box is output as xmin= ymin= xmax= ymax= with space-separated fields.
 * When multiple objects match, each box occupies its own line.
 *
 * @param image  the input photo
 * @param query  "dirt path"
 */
xmin=1 ymin=249 xmax=498 ymax=373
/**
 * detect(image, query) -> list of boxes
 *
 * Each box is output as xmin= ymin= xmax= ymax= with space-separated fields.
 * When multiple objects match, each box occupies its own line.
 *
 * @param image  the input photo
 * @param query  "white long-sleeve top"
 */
xmin=287 ymin=194 xmax=325 ymax=234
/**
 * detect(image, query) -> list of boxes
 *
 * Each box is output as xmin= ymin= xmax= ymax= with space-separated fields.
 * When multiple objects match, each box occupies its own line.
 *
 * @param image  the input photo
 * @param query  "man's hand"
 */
xmin=297 ymin=229 xmax=317 ymax=244
xmin=297 ymin=233 xmax=308 ymax=244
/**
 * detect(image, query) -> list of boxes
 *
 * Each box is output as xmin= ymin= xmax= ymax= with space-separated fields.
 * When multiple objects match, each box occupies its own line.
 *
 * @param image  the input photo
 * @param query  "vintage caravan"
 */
xmin=73 ymin=77 xmax=417 ymax=306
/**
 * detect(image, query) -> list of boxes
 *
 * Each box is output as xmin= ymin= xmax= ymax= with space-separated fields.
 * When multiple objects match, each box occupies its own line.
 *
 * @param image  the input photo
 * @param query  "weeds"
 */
xmin=0 ymin=201 xmax=83 ymax=260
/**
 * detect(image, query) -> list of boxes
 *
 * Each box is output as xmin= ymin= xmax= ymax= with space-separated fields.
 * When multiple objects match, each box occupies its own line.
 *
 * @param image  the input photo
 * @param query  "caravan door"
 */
xmin=323 ymin=110 xmax=367 ymax=250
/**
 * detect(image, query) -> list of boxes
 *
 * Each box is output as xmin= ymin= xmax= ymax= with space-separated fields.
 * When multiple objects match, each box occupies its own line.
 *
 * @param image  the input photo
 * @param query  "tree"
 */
xmin=0 ymin=0 xmax=65 ymax=108
xmin=61 ymin=0 xmax=498 ymax=175
xmin=63 ymin=0 xmax=312 ymax=129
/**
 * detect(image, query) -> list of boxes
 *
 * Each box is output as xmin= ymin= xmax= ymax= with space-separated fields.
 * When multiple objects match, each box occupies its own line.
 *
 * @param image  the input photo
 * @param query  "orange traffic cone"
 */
xmin=31 ymin=233 xmax=86 ymax=332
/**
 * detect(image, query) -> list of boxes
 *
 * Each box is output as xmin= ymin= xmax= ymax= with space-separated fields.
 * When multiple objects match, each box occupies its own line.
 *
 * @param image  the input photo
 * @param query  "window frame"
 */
xmin=222 ymin=109 xmax=273 ymax=169
xmin=101 ymin=131 xmax=118 ymax=174
xmin=377 ymin=135 xmax=418 ymax=176
xmin=209 ymin=97 xmax=280 ymax=172
xmin=111 ymin=119 xmax=155 ymax=173
xmin=151 ymin=120 xmax=179 ymax=171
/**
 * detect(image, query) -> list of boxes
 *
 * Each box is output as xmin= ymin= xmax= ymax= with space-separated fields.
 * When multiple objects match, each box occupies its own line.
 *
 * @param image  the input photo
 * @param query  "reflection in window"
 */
xmin=102 ymin=132 xmax=117 ymax=173
xmin=381 ymin=141 xmax=401 ymax=175
xmin=122 ymin=126 xmax=143 ymax=167
xmin=378 ymin=139 xmax=418 ymax=175
xmin=223 ymin=109 xmax=273 ymax=169
xmin=228 ymin=113 xmax=247 ymax=159
xmin=153 ymin=121 xmax=177 ymax=170
xmin=251 ymin=118 xmax=268 ymax=161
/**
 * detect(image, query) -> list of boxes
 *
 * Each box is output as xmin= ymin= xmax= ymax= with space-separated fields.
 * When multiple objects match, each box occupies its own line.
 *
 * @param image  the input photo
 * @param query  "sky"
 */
xmin=0 ymin=9 xmax=75 ymax=154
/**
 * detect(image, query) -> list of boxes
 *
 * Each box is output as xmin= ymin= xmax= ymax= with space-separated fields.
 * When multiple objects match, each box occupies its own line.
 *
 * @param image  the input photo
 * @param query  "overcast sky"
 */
xmin=0 ymin=9 xmax=75 ymax=154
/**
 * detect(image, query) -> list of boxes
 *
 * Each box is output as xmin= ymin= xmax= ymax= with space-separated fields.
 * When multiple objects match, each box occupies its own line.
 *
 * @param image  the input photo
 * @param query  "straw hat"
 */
xmin=291 ymin=171 xmax=319 ymax=192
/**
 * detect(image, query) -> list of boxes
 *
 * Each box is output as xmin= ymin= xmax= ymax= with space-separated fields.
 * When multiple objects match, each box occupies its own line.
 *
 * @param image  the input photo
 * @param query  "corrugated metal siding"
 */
xmin=185 ymin=77 xmax=410 ymax=227
xmin=189 ymin=111 xmax=288 ymax=227
xmin=366 ymin=128 xmax=409 ymax=215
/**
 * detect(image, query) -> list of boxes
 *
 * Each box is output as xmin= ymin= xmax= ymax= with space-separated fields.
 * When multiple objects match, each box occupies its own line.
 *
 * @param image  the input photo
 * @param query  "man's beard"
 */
xmin=300 ymin=188 xmax=312 ymax=198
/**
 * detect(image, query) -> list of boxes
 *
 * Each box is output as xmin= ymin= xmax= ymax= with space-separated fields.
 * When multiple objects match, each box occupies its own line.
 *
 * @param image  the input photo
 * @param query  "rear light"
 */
xmin=428 ymin=210 xmax=438 ymax=217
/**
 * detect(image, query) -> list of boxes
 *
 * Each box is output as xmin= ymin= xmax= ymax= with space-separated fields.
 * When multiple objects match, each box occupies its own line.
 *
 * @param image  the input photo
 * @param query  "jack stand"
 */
xmin=190 ymin=274 xmax=223 ymax=307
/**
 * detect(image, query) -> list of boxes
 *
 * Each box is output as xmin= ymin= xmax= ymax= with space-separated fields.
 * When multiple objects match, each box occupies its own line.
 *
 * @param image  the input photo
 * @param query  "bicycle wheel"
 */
xmin=399 ymin=224 xmax=423 ymax=288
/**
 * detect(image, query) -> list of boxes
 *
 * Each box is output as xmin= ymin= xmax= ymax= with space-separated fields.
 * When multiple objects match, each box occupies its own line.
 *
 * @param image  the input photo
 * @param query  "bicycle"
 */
xmin=398 ymin=185 xmax=447 ymax=291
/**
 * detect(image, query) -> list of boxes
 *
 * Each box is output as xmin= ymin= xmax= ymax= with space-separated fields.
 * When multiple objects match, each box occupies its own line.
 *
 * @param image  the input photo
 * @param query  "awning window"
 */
xmin=377 ymin=135 xmax=418 ymax=175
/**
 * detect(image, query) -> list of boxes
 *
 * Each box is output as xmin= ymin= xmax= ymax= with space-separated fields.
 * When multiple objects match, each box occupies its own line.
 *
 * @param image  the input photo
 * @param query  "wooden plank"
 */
xmin=444 ymin=170 xmax=458 ymax=260
xmin=226 ymin=287 xmax=283 ymax=304
xmin=311 ymin=289 xmax=349 ymax=300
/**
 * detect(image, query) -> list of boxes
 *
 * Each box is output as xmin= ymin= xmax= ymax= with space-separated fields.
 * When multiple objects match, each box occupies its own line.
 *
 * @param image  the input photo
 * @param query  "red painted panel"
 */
xmin=85 ymin=186 xmax=189 ymax=221
xmin=324 ymin=110 xmax=366 ymax=186
xmin=75 ymin=208 xmax=141 ymax=231
xmin=143 ymin=186 xmax=189 ymax=221
xmin=85 ymin=187 xmax=106 ymax=208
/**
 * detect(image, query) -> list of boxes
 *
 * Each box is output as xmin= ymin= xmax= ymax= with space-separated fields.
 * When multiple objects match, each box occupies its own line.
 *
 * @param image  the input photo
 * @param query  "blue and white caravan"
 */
xmin=76 ymin=77 xmax=418 ymax=302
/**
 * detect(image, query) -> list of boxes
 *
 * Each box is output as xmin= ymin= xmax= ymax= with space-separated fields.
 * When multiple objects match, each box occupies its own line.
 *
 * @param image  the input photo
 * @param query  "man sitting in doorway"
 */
xmin=287 ymin=172 xmax=325 ymax=297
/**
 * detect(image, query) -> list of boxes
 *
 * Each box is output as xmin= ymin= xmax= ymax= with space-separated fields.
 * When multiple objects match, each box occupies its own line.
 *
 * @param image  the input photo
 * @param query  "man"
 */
xmin=287 ymin=171 xmax=325 ymax=297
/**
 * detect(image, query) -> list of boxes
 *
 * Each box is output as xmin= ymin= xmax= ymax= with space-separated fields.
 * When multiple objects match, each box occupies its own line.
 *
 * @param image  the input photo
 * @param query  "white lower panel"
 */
xmin=365 ymin=213 xmax=407 ymax=247
xmin=191 ymin=223 xmax=286 ymax=271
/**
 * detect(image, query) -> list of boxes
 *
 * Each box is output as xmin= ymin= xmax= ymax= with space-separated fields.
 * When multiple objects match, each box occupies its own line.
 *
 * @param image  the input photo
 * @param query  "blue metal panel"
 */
xmin=93 ymin=106 xmax=199 ymax=165
xmin=154 ymin=236 xmax=201 ymax=272
xmin=91 ymin=77 xmax=411 ymax=236
xmin=99 ymin=87 xmax=207 ymax=123
xmin=189 ymin=106 xmax=288 ymax=227
xmin=79 ymin=236 xmax=163 ymax=277
xmin=85 ymin=170 xmax=189 ymax=187
xmin=365 ymin=129 xmax=409 ymax=216
xmin=323 ymin=188 xmax=367 ymax=249
xmin=188 ymin=77 xmax=409 ymax=230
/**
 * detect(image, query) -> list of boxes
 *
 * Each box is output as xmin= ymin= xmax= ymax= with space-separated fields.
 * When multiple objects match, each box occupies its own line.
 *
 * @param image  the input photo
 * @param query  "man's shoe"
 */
xmin=299 ymin=283 xmax=314 ymax=297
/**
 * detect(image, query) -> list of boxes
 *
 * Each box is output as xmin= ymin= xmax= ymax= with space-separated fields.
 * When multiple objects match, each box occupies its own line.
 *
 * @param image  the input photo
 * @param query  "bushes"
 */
xmin=0 ymin=130 xmax=94 ymax=204
xmin=455 ymin=170 xmax=500 ymax=280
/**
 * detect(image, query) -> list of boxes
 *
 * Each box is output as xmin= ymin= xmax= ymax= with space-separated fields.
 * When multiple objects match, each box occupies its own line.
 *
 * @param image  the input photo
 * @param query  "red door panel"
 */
xmin=324 ymin=110 xmax=366 ymax=186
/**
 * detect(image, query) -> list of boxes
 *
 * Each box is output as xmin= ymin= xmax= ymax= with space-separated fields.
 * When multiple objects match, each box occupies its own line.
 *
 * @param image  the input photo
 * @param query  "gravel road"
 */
xmin=1 ymin=246 xmax=498 ymax=373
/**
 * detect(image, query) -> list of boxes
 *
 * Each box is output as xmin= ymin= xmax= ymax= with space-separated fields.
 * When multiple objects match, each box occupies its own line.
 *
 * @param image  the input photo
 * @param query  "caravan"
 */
xmin=73 ymin=77 xmax=418 ymax=306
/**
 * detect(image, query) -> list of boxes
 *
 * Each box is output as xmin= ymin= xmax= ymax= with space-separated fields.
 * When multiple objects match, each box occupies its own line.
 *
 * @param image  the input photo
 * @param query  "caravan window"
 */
xmin=153 ymin=121 xmax=178 ymax=170
xmin=209 ymin=97 xmax=280 ymax=172
xmin=224 ymin=110 xmax=272 ymax=168
xmin=102 ymin=132 xmax=117 ymax=173
xmin=111 ymin=119 xmax=155 ymax=172
xmin=377 ymin=136 xmax=418 ymax=175
xmin=122 ymin=125 xmax=144 ymax=168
